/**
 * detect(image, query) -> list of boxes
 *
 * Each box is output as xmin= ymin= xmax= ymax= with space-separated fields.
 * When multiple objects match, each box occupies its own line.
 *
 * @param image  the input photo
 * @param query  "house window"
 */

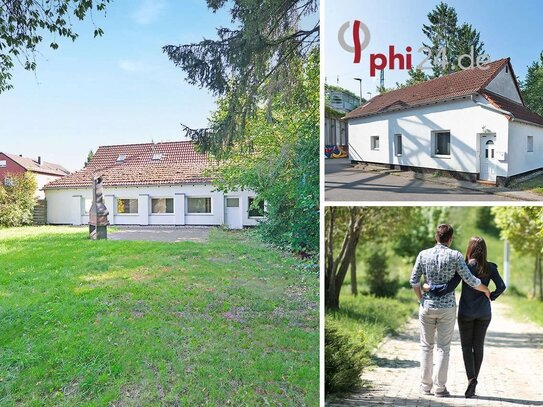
xmin=4 ymin=177 xmax=14 ymax=187
xmin=117 ymin=198 xmax=138 ymax=214
xmin=152 ymin=153 xmax=163 ymax=161
xmin=187 ymin=197 xmax=212 ymax=214
xmin=116 ymin=154 xmax=126 ymax=162
xmin=0 ymin=160 xmax=6 ymax=167
xmin=371 ymin=136 xmax=380 ymax=150
xmin=226 ymin=197 xmax=239 ymax=207
xmin=394 ymin=134 xmax=403 ymax=156
xmin=151 ymin=198 xmax=174 ymax=214
xmin=248 ymin=197 xmax=265 ymax=218
xmin=433 ymin=131 xmax=451 ymax=156
xmin=83 ymin=198 xmax=92 ymax=215
xmin=527 ymin=136 xmax=534 ymax=152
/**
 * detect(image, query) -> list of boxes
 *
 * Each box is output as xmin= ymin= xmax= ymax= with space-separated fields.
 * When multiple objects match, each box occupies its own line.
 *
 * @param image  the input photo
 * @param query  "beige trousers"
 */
xmin=419 ymin=305 xmax=456 ymax=393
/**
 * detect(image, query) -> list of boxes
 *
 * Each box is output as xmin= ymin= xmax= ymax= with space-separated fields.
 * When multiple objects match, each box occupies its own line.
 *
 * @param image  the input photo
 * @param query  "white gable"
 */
xmin=484 ymin=65 xmax=523 ymax=104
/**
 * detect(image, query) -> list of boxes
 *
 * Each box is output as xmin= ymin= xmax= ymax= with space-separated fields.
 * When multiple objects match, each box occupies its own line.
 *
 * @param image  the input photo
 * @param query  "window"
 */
xmin=226 ymin=197 xmax=239 ymax=207
xmin=371 ymin=136 xmax=380 ymax=150
xmin=83 ymin=198 xmax=92 ymax=215
xmin=117 ymin=198 xmax=138 ymax=214
xmin=527 ymin=136 xmax=534 ymax=152
xmin=152 ymin=153 xmax=163 ymax=160
xmin=248 ymin=197 xmax=265 ymax=218
xmin=116 ymin=154 xmax=126 ymax=162
xmin=394 ymin=134 xmax=403 ymax=156
xmin=433 ymin=131 xmax=451 ymax=156
xmin=4 ymin=177 xmax=14 ymax=187
xmin=187 ymin=197 xmax=211 ymax=214
xmin=0 ymin=160 xmax=6 ymax=167
xmin=151 ymin=198 xmax=174 ymax=214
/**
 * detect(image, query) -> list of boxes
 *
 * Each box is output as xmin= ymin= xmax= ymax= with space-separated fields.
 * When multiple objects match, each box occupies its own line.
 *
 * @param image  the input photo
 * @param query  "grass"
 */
xmin=501 ymin=289 xmax=543 ymax=328
xmin=0 ymin=226 xmax=318 ymax=406
xmin=506 ymin=173 xmax=543 ymax=196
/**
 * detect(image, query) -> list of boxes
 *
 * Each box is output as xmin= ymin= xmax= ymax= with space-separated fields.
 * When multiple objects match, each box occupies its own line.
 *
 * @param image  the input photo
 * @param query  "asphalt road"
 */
xmin=325 ymin=159 xmax=518 ymax=202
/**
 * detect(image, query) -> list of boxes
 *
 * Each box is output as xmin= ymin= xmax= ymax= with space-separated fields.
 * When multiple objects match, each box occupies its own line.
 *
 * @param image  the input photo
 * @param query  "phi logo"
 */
xmin=338 ymin=20 xmax=371 ymax=64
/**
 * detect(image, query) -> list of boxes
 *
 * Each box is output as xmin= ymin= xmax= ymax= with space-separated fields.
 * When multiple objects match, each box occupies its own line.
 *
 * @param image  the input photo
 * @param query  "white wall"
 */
xmin=34 ymin=173 xmax=63 ymax=199
xmin=45 ymin=184 xmax=260 ymax=227
xmin=348 ymin=98 xmax=510 ymax=177
xmin=507 ymin=121 xmax=543 ymax=176
xmin=484 ymin=66 xmax=523 ymax=103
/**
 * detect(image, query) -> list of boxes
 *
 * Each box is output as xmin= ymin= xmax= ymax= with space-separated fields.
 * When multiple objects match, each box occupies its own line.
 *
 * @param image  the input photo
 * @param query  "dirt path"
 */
xmin=328 ymin=301 xmax=543 ymax=406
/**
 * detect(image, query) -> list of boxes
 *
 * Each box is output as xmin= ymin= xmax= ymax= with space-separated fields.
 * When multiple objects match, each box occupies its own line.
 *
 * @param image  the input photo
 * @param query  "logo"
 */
xmin=338 ymin=20 xmax=371 ymax=64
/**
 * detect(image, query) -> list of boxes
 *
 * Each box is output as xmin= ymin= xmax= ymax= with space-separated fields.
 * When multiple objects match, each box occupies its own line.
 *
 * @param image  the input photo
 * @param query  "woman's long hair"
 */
xmin=465 ymin=236 xmax=490 ymax=278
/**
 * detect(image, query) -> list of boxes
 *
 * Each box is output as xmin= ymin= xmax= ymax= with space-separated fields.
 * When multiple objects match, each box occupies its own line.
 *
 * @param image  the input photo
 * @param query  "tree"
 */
xmin=492 ymin=207 xmax=543 ymax=300
xmin=454 ymin=23 xmax=485 ymax=70
xmin=522 ymin=52 xmax=543 ymax=116
xmin=0 ymin=0 xmax=108 ymax=93
xmin=163 ymin=0 xmax=319 ymax=158
xmin=84 ymin=149 xmax=94 ymax=167
xmin=0 ymin=172 xmax=37 ymax=227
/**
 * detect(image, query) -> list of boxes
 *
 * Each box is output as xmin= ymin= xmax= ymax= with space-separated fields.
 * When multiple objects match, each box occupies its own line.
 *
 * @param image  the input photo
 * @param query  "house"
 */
xmin=0 ymin=152 xmax=70 ymax=198
xmin=43 ymin=141 xmax=263 ymax=229
xmin=325 ymin=85 xmax=361 ymax=155
xmin=344 ymin=58 xmax=543 ymax=185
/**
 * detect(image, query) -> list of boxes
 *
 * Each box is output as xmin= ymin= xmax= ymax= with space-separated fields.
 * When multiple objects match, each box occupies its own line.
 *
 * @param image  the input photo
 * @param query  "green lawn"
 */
xmin=0 ymin=226 xmax=318 ymax=406
xmin=506 ymin=174 xmax=543 ymax=196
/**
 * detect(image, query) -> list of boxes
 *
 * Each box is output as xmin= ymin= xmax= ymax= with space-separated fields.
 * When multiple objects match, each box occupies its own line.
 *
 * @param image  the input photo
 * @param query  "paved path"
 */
xmin=328 ymin=301 xmax=543 ymax=406
xmin=109 ymin=226 xmax=211 ymax=243
xmin=325 ymin=159 xmax=540 ymax=202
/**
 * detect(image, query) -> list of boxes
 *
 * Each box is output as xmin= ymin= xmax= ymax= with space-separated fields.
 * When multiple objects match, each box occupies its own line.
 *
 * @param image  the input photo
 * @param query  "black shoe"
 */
xmin=465 ymin=378 xmax=477 ymax=398
xmin=435 ymin=389 xmax=450 ymax=398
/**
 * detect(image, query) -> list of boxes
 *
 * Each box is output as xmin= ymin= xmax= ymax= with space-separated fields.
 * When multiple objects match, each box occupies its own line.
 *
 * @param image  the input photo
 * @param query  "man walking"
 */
xmin=409 ymin=224 xmax=490 ymax=397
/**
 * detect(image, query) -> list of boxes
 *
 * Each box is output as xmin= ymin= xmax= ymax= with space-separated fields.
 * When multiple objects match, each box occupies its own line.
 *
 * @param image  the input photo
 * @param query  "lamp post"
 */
xmin=354 ymin=77 xmax=362 ymax=105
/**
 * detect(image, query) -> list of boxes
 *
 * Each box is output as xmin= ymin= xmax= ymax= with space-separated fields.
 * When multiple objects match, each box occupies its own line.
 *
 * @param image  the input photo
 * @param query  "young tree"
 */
xmin=84 ymin=149 xmax=94 ymax=167
xmin=163 ymin=0 xmax=319 ymax=158
xmin=0 ymin=172 xmax=38 ymax=227
xmin=0 ymin=1 xmax=108 ymax=93
xmin=522 ymin=52 xmax=543 ymax=116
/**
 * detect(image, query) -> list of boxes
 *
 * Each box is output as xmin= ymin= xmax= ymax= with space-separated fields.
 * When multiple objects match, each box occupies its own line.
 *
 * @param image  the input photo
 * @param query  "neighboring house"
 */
xmin=43 ymin=141 xmax=264 ymax=229
xmin=325 ymin=85 xmax=361 ymax=150
xmin=345 ymin=58 xmax=543 ymax=185
xmin=0 ymin=152 xmax=70 ymax=198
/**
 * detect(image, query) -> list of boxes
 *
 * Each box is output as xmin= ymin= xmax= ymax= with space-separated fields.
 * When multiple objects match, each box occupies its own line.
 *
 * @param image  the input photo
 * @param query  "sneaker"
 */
xmin=435 ymin=389 xmax=450 ymax=398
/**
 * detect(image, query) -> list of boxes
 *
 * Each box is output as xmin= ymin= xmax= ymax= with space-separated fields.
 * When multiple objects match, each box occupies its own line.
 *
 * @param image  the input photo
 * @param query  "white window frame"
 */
xmin=370 ymin=136 xmax=380 ymax=151
xmin=186 ymin=196 xmax=213 ymax=215
xmin=82 ymin=198 xmax=92 ymax=215
xmin=0 ymin=160 xmax=6 ymax=168
xmin=394 ymin=134 xmax=403 ymax=156
xmin=248 ymin=196 xmax=265 ymax=219
xmin=150 ymin=197 xmax=174 ymax=215
xmin=527 ymin=136 xmax=534 ymax=153
xmin=116 ymin=198 xmax=139 ymax=215
xmin=432 ymin=130 xmax=451 ymax=157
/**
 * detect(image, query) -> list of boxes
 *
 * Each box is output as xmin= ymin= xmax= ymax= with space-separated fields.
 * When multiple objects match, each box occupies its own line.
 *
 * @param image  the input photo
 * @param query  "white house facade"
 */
xmin=44 ymin=142 xmax=263 ymax=229
xmin=345 ymin=58 xmax=543 ymax=185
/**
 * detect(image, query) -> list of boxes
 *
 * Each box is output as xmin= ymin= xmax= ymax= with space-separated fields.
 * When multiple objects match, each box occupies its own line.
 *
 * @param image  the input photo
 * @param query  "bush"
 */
xmin=0 ymin=172 xmax=37 ymax=227
xmin=325 ymin=318 xmax=368 ymax=394
xmin=365 ymin=250 xmax=400 ymax=298
xmin=475 ymin=207 xmax=500 ymax=236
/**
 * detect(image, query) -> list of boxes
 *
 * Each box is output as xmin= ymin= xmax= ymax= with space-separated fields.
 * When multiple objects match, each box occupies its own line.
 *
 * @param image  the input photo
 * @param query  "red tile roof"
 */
xmin=3 ymin=153 xmax=70 ymax=176
xmin=481 ymin=90 xmax=543 ymax=127
xmin=44 ymin=141 xmax=212 ymax=189
xmin=345 ymin=58 xmax=511 ymax=120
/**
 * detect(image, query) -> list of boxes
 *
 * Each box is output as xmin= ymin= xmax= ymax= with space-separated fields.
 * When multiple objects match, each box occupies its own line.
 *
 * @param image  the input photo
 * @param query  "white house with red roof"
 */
xmin=0 ymin=152 xmax=70 ymax=198
xmin=43 ymin=141 xmax=263 ymax=228
xmin=345 ymin=58 xmax=543 ymax=185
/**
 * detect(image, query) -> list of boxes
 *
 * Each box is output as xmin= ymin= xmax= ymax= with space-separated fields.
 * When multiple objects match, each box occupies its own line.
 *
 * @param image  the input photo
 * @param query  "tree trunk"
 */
xmin=538 ymin=253 xmax=542 ymax=301
xmin=350 ymin=251 xmax=358 ymax=296
xmin=533 ymin=255 xmax=538 ymax=299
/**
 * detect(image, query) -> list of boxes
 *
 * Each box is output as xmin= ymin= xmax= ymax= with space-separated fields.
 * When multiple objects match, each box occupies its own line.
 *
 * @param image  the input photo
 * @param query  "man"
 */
xmin=409 ymin=224 xmax=490 ymax=397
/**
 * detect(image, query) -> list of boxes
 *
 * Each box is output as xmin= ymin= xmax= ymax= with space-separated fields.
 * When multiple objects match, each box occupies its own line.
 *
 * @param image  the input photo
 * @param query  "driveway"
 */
xmin=109 ymin=226 xmax=212 ymax=243
xmin=325 ymin=159 xmax=521 ymax=202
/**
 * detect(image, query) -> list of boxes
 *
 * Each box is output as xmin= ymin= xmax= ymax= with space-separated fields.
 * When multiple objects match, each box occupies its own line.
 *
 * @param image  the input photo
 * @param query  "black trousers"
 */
xmin=457 ymin=315 xmax=491 ymax=380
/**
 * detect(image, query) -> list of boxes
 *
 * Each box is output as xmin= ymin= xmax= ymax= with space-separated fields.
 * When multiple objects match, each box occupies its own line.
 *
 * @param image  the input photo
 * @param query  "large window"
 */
xmin=527 ymin=136 xmax=534 ymax=152
xmin=248 ymin=197 xmax=265 ymax=218
xmin=433 ymin=131 xmax=451 ymax=156
xmin=151 ymin=198 xmax=174 ymax=214
xmin=187 ymin=197 xmax=212 ymax=214
xmin=371 ymin=136 xmax=380 ymax=150
xmin=394 ymin=134 xmax=403 ymax=156
xmin=0 ymin=160 xmax=6 ymax=167
xmin=117 ymin=198 xmax=138 ymax=214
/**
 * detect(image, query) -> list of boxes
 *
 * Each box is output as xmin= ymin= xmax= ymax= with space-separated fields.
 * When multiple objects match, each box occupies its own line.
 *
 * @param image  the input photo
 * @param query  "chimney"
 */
xmin=38 ymin=156 xmax=42 ymax=165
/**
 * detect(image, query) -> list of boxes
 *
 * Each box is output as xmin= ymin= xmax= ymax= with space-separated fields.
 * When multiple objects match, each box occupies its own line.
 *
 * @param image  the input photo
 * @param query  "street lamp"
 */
xmin=367 ymin=92 xmax=372 ymax=99
xmin=354 ymin=77 xmax=362 ymax=105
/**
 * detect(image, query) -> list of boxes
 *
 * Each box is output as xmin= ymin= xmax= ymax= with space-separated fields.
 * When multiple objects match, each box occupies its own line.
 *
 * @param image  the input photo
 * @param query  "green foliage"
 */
xmin=325 ymin=318 xmax=367 ymax=394
xmin=522 ymin=52 xmax=543 ymax=116
xmin=212 ymin=50 xmax=319 ymax=254
xmin=0 ymin=1 xmax=108 ymax=93
xmin=364 ymin=249 xmax=399 ymax=298
xmin=0 ymin=172 xmax=37 ymax=227
xmin=163 ymin=0 xmax=318 ymax=158
xmin=474 ymin=206 xmax=499 ymax=237
xmin=84 ymin=149 xmax=94 ymax=167
xmin=492 ymin=207 xmax=543 ymax=255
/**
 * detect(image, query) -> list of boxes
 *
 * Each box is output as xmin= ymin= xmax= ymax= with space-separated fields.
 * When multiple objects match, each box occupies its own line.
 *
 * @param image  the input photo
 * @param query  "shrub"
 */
xmin=475 ymin=206 xmax=500 ymax=236
xmin=365 ymin=250 xmax=400 ymax=298
xmin=0 ymin=172 xmax=37 ymax=227
xmin=325 ymin=318 xmax=367 ymax=394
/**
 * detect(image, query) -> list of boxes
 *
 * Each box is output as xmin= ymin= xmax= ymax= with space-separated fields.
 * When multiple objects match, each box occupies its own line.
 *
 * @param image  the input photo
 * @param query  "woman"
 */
xmin=423 ymin=236 xmax=506 ymax=398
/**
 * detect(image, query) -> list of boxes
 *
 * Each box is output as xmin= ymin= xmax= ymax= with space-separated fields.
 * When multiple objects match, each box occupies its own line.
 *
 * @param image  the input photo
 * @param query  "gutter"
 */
xmin=471 ymin=94 xmax=543 ymax=129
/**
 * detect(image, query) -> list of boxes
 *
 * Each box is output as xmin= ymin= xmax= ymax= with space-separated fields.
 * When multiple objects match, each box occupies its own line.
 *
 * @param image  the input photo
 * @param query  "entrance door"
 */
xmin=480 ymin=134 xmax=497 ymax=182
xmin=224 ymin=197 xmax=242 ymax=229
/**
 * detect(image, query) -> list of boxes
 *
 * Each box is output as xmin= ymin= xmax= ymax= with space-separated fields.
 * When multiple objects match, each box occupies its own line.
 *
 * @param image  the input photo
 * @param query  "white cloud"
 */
xmin=131 ymin=0 xmax=167 ymax=25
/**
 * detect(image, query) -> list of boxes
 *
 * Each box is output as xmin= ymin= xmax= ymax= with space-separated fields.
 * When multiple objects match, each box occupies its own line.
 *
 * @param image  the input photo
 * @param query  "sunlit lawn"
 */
xmin=0 ymin=226 xmax=318 ymax=406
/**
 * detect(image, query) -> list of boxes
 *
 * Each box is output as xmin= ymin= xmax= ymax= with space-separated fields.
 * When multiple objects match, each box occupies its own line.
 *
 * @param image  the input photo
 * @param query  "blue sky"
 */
xmin=325 ymin=0 xmax=543 ymax=99
xmin=0 ymin=0 xmax=232 ymax=170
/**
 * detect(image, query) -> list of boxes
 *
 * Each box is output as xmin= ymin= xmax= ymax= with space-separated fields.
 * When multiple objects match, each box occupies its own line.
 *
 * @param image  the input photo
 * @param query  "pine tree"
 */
xmin=422 ymin=2 xmax=458 ymax=77
xmin=522 ymin=52 xmax=543 ymax=116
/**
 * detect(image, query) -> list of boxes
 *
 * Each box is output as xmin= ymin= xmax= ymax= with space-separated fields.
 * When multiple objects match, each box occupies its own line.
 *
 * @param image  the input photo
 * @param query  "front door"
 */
xmin=224 ymin=197 xmax=242 ymax=229
xmin=479 ymin=134 xmax=497 ymax=182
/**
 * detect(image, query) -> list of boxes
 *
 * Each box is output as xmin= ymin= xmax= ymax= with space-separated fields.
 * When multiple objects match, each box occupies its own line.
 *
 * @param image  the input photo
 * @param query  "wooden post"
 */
xmin=503 ymin=239 xmax=510 ymax=289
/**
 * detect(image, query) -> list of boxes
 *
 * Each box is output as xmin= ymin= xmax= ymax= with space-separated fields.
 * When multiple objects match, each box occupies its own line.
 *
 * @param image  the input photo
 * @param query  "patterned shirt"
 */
xmin=410 ymin=243 xmax=481 ymax=308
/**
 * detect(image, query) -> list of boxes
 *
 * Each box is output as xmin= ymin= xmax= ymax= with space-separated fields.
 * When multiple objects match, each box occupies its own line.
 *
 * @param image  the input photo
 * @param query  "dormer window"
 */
xmin=152 ymin=153 xmax=163 ymax=161
xmin=116 ymin=154 xmax=126 ymax=162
